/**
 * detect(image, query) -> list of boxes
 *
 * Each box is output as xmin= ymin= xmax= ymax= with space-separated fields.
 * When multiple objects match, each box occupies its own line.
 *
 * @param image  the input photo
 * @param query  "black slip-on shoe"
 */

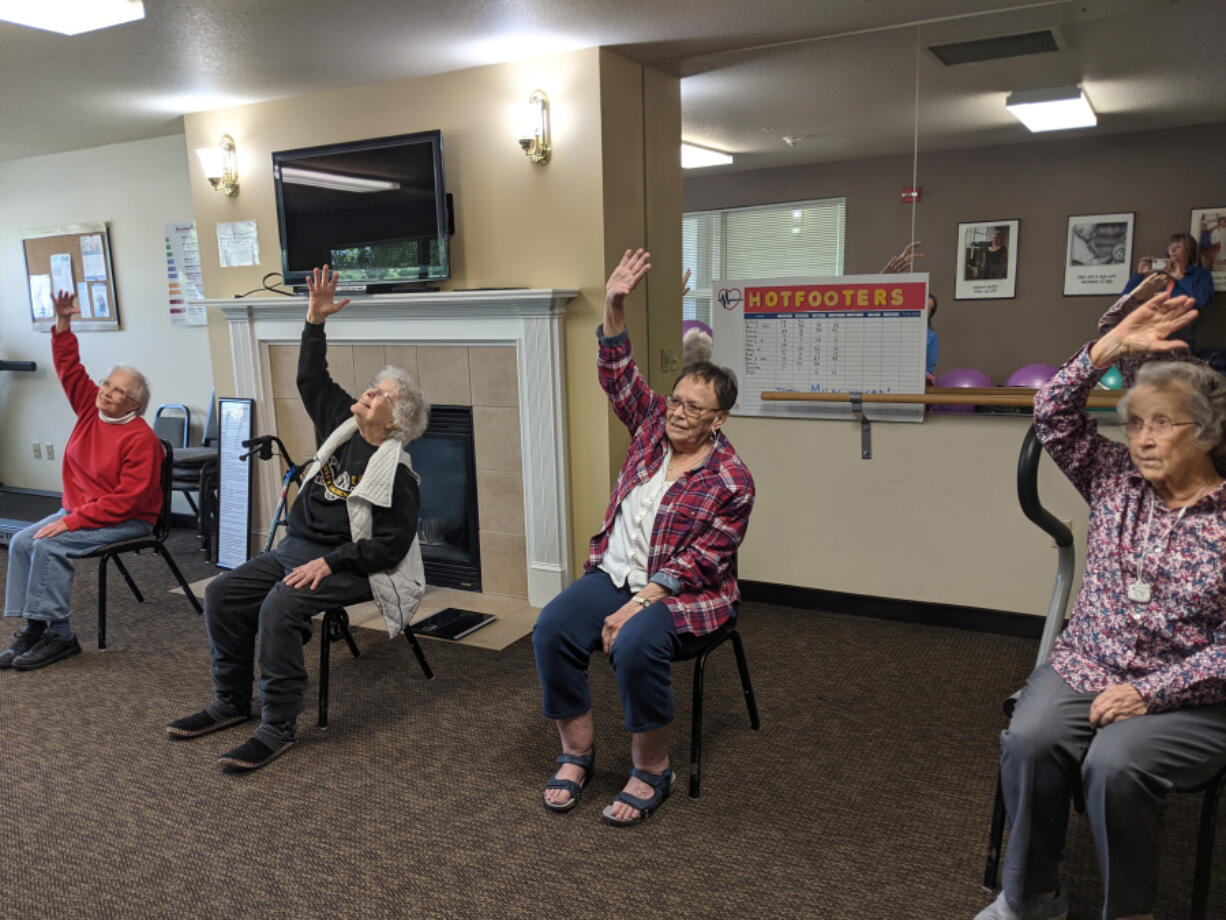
xmin=0 ymin=623 xmax=48 ymax=670
xmin=166 ymin=709 xmax=253 ymax=739
xmin=217 ymin=736 xmax=293 ymax=772
xmin=11 ymin=634 xmax=81 ymax=671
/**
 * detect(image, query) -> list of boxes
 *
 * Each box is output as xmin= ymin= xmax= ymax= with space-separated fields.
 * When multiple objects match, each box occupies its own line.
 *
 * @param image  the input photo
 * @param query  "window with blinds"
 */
xmin=682 ymin=197 xmax=846 ymax=326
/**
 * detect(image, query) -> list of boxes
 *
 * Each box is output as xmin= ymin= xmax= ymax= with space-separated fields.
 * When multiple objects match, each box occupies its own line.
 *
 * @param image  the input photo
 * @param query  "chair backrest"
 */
xmin=153 ymin=439 xmax=175 ymax=542
xmin=201 ymin=391 xmax=218 ymax=448
xmin=153 ymin=404 xmax=190 ymax=448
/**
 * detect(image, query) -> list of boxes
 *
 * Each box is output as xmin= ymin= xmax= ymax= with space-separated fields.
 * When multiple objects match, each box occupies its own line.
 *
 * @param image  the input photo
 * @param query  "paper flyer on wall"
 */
xmin=49 ymin=253 xmax=75 ymax=298
xmin=217 ymin=219 xmax=259 ymax=268
xmin=29 ymin=274 xmax=52 ymax=319
xmin=76 ymin=281 xmax=92 ymax=318
xmin=79 ymin=234 xmax=107 ymax=281
xmin=165 ymin=221 xmax=206 ymax=326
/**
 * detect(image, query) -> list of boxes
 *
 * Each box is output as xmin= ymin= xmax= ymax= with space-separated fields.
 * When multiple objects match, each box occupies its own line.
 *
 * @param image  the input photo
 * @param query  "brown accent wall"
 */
xmin=685 ymin=122 xmax=1226 ymax=383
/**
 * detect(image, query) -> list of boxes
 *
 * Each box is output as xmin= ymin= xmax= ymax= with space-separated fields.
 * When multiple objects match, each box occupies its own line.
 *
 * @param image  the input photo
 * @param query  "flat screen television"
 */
xmin=272 ymin=130 xmax=450 ymax=288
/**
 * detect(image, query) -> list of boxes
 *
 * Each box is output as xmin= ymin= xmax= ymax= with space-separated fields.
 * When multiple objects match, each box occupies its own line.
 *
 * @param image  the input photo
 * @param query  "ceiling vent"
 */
xmin=928 ymin=30 xmax=1061 ymax=66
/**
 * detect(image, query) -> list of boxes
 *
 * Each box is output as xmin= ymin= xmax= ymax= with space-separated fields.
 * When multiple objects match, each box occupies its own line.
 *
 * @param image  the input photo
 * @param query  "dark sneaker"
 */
xmin=217 ymin=735 xmax=293 ymax=772
xmin=166 ymin=709 xmax=253 ymax=739
xmin=0 ymin=622 xmax=47 ymax=670
xmin=12 ymin=633 xmax=81 ymax=670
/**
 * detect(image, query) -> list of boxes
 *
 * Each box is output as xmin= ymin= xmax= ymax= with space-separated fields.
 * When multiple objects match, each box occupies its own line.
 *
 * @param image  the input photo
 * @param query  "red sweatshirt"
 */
xmin=52 ymin=329 xmax=162 ymax=531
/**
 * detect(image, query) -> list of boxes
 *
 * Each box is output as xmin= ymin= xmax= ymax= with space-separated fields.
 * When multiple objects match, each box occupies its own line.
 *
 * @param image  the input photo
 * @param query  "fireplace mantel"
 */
xmin=205 ymin=288 xmax=579 ymax=607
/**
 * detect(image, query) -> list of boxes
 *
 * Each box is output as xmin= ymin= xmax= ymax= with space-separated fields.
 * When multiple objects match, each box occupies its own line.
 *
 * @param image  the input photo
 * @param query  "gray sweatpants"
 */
xmin=999 ymin=662 xmax=1226 ymax=919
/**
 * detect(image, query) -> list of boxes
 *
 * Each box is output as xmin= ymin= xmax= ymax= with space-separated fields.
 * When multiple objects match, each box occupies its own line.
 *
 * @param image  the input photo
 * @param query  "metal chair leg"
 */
xmin=154 ymin=543 xmax=202 ymax=614
xmin=729 ymin=630 xmax=760 ymax=729
xmin=318 ymin=613 xmax=333 ymax=729
xmin=984 ymin=770 xmax=1008 ymax=892
xmin=97 ymin=555 xmax=109 ymax=650
xmin=689 ymin=648 xmax=710 ymax=799
xmin=1191 ymin=771 xmax=1224 ymax=920
xmin=111 ymin=554 xmax=144 ymax=603
xmin=404 ymin=627 xmax=434 ymax=679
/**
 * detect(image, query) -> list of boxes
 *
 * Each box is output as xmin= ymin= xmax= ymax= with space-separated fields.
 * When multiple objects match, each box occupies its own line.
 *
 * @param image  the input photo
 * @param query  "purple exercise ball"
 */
xmin=1005 ymin=363 xmax=1058 ymax=388
xmin=933 ymin=367 xmax=993 ymax=414
xmin=682 ymin=319 xmax=713 ymax=339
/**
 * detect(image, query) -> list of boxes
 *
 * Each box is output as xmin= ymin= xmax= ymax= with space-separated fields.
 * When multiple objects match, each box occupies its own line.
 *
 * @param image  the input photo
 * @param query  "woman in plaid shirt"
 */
xmin=980 ymin=292 xmax=1226 ymax=920
xmin=533 ymin=249 xmax=755 ymax=826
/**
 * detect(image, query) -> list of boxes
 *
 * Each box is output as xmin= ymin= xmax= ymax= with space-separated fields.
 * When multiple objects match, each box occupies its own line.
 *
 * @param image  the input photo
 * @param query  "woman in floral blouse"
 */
xmin=978 ymin=292 xmax=1226 ymax=920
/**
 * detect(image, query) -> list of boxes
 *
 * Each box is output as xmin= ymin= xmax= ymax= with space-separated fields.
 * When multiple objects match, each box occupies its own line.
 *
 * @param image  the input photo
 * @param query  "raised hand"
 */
xmin=681 ymin=267 xmax=692 ymax=298
xmin=604 ymin=248 xmax=651 ymax=337
xmin=881 ymin=240 xmax=923 ymax=274
xmin=52 ymin=290 xmax=79 ymax=332
xmin=1091 ymin=292 xmax=1197 ymax=367
xmin=305 ymin=264 xmax=352 ymax=324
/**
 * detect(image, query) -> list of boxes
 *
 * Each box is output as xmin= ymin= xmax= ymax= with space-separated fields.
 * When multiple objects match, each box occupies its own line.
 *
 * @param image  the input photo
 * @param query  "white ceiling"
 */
xmin=0 ymin=0 xmax=1222 ymax=169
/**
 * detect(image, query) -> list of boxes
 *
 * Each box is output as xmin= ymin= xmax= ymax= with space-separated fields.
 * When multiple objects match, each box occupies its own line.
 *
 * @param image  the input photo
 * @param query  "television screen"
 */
xmin=272 ymin=130 xmax=449 ymax=286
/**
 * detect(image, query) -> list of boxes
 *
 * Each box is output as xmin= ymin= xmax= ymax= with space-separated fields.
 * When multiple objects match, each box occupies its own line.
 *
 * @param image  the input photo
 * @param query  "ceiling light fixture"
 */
xmin=1005 ymin=85 xmax=1097 ymax=133
xmin=516 ymin=90 xmax=552 ymax=165
xmin=681 ymin=143 xmax=733 ymax=169
xmin=0 ymin=0 xmax=145 ymax=35
xmin=195 ymin=134 xmax=239 ymax=197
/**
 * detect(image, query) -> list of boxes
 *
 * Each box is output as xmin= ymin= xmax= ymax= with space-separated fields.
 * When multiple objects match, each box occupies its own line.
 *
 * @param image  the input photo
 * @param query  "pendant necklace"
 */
xmin=1128 ymin=482 xmax=1215 ymax=604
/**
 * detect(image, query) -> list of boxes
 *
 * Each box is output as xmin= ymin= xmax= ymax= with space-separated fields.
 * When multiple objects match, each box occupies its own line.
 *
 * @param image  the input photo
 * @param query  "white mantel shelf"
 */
xmin=202 ymin=287 xmax=580 ymax=608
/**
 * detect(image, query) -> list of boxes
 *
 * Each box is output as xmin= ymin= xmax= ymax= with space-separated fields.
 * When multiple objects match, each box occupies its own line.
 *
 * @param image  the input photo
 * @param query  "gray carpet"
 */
xmin=0 ymin=530 xmax=1218 ymax=919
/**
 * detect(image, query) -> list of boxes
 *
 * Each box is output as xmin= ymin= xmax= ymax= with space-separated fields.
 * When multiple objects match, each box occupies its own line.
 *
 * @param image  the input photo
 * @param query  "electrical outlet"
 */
xmin=660 ymin=347 xmax=681 ymax=374
xmin=32 ymin=441 xmax=41 ymax=459
xmin=44 ymin=442 xmax=54 ymax=460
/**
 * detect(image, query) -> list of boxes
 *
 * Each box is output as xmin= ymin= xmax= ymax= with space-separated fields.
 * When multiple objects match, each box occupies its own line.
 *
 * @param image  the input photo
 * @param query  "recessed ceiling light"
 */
xmin=0 ymin=0 xmax=145 ymax=35
xmin=681 ymin=143 xmax=733 ymax=169
xmin=1005 ymin=86 xmax=1097 ymax=133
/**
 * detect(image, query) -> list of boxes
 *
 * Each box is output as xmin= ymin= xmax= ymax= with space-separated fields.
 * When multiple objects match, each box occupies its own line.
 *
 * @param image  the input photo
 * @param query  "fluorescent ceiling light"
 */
xmin=0 ymin=0 xmax=144 ymax=35
xmin=681 ymin=143 xmax=734 ymax=169
xmin=1005 ymin=86 xmax=1097 ymax=133
xmin=278 ymin=166 xmax=400 ymax=194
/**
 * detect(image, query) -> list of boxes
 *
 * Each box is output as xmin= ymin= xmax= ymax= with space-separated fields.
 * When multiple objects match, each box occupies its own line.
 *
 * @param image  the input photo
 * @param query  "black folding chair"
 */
xmin=80 ymin=440 xmax=202 ymax=649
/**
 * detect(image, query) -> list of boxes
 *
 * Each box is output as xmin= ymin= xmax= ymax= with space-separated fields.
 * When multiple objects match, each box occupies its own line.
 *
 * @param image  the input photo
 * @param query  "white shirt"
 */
xmin=601 ymin=445 xmax=675 ymax=593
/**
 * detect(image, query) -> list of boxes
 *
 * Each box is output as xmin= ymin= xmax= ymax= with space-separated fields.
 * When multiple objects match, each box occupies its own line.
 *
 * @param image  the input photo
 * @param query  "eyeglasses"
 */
xmin=97 ymin=379 xmax=133 ymax=401
xmin=365 ymin=387 xmax=395 ymax=404
xmin=665 ymin=395 xmax=721 ymax=419
xmin=1124 ymin=416 xmax=1197 ymax=438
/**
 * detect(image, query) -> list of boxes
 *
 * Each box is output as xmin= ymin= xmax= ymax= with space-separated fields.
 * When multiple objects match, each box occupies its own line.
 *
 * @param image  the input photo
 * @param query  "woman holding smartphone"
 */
xmin=1122 ymin=233 xmax=1214 ymax=349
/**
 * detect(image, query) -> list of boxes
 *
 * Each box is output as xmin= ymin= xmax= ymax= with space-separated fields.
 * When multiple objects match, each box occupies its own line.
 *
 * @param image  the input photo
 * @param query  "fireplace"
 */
xmin=406 ymin=405 xmax=481 ymax=591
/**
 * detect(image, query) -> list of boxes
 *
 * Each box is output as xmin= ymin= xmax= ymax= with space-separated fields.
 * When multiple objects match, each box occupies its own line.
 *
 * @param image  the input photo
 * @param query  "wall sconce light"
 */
xmin=516 ymin=90 xmax=552 ymax=165
xmin=195 ymin=134 xmax=239 ymax=196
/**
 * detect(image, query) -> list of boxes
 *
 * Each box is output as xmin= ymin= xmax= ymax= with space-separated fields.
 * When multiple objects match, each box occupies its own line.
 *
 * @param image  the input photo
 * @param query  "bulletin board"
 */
xmin=711 ymin=273 xmax=929 ymax=423
xmin=21 ymin=221 xmax=120 ymax=331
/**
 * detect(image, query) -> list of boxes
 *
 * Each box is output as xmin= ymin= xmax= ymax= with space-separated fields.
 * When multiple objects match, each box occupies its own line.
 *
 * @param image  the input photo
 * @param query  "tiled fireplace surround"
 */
xmin=212 ymin=290 xmax=578 ymax=608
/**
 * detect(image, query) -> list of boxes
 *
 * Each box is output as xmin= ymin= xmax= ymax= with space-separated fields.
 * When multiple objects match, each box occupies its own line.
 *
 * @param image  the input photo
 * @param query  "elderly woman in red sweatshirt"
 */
xmin=1 ymin=290 xmax=162 ymax=671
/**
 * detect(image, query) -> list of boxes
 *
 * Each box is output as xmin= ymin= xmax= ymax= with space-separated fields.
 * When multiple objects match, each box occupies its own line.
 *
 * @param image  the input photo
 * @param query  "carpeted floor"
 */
xmin=0 ymin=530 xmax=1218 ymax=919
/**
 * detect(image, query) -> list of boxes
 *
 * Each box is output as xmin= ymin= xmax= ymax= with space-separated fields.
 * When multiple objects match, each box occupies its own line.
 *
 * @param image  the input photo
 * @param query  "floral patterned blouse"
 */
xmin=1034 ymin=344 xmax=1226 ymax=711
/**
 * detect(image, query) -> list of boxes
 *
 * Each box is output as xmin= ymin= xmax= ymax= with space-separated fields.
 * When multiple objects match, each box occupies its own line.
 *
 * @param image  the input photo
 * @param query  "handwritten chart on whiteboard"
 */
xmin=711 ymin=273 xmax=929 ymax=422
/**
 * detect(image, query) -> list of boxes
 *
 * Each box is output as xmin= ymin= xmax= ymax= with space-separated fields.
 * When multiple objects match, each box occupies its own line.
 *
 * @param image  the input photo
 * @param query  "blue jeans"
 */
xmin=533 ymin=569 xmax=679 ymax=733
xmin=3 ymin=510 xmax=153 ymax=623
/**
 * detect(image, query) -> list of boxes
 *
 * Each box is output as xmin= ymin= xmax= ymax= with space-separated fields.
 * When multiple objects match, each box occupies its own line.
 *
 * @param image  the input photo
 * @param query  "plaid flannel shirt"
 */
xmin=585 ymin=328 xmax=756 ymax=636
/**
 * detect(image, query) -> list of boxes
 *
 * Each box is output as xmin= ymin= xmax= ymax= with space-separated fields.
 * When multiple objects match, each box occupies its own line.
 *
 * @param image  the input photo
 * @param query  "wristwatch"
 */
xmin=631 ymin=595 xmax=651 ymax=608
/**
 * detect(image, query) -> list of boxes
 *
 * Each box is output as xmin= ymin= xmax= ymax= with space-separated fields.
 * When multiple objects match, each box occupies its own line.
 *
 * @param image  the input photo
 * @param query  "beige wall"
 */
xmin=0 ymin=135 xmax=214 ymax=502
xmin=685 ymin=122 xmax=1226 ymax=384
xmin=183 ymin=48 xmax=681 ymax=571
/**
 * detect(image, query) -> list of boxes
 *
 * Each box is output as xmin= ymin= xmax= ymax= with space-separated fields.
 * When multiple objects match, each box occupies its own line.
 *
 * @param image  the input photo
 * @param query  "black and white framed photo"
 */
xmin=955 ymin=219 xmax=1018 ymax=300
xmin=1063 ymin=212 xmax=1134 ymax=295
xmin=1191 ymin=206 xmax=1226 ymax=290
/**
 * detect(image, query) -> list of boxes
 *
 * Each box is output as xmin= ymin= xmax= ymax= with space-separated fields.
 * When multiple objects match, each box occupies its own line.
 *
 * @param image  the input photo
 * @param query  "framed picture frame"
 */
xmin=955 ymin=219 xmax=1019 ymax=300
xmin=1191 ymin=206 xmax=1226 ymax=290
xmin=21 ymin=221 xmax=120 ymax=331
xmin=1063 ymin=212 xmax=1134 ymax=295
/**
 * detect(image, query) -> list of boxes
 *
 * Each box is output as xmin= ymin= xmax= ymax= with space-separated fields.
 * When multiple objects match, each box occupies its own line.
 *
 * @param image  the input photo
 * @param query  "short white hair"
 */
xmin=107 ymin=364 xmax=150 ymax=416
xmin=373 ymin=366 xmax=429 ymax=442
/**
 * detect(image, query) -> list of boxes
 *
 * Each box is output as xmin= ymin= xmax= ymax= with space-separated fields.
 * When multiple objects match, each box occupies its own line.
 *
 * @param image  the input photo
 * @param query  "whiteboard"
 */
xmin=711 ymin=273 xmax=929 ymax=422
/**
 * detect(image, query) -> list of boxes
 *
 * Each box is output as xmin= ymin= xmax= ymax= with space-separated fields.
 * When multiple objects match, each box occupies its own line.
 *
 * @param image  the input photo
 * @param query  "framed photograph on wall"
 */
xmin=1063 ymin=212 xmax=1134 ymax=295
xmin=1191 ymin=206 xmax=1226 ymax=290
xmin=955 ymin=219 xmax=1019 ymax=300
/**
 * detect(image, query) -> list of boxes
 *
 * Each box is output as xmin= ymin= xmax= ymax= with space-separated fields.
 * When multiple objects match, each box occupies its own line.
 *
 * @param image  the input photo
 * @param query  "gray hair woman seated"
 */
xmin=978 ymin=292 xmax=1226 ymax=920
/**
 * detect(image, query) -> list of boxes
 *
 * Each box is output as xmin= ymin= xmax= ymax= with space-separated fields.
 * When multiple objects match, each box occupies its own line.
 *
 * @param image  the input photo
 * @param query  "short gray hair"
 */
xmin=1118 ymin=360 xmax=1226 ymax=462
xmin=373 ymin=366 xmax=429 ymax=443
xmin=682 ymin=328 xmax=713 ymax=367
xmin=107 ymin=364 xmax=150 ymax=416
